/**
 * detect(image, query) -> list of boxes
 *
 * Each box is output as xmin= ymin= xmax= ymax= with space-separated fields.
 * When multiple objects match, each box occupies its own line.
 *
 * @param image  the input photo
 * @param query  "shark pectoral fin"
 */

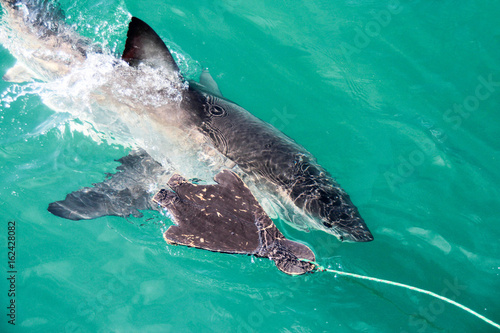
xmin=199 ymin=69 xmax=223 ymax=97
xmin=48 ymin=149 xmax=168 ymax=220
xmin=122 ymin=17 xmax=180 ymax=72
xmin=3 ymin=63 xmax=35 ymax=83
xmin=154 ymin=170 xmax=316 ymax=275
xmin=48 ymin=187 xmax=148 ymax=220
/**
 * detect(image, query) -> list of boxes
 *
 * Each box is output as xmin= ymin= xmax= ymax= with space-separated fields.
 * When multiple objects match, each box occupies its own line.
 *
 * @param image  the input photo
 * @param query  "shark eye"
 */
xmin=209 ymin=104 xmax=226 ymax=116
xmin=204 ymin=96 xmax=226 ymax=117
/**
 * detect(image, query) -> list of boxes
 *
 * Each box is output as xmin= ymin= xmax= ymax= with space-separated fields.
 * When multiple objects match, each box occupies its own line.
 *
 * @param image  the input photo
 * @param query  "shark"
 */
xmin=1 ymin=0 xmax=373 ymax=272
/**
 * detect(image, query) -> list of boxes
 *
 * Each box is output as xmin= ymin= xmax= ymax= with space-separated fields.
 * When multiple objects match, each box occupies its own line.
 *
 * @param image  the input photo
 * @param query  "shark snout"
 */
xmin=323 ymin=205 xmax=374 ymax=242
xmin=337 ymin=220 xmax=374 ymax=242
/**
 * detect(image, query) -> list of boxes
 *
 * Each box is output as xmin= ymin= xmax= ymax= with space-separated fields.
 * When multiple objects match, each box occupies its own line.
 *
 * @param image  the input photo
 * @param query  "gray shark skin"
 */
xmin=1 ymin=1 xmax=373 ymax=242
xmin=183 ymin=88 xmax=373 ymax=242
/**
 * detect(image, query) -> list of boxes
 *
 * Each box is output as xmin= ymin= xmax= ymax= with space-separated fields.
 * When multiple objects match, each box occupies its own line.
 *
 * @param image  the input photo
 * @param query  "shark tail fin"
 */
xmin=48 ymin=149 xmax=168 ymax=220
xmin=122 ymin=17 xmax=179 ymax=72
xmin=153 ymin=170 xmax=315 ymax=275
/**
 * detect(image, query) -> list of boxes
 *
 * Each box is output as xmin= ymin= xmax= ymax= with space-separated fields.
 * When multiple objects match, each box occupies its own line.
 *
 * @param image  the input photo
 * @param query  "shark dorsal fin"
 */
xmin=199 ymin=69 xmax=223 ymax=97
xmin=122 ymin=17 xmax=179 ymax=72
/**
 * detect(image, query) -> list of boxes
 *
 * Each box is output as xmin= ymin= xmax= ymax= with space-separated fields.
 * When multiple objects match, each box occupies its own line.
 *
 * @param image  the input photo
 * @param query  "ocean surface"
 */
xmin=1 ymin=0 xmax=499 ymax=332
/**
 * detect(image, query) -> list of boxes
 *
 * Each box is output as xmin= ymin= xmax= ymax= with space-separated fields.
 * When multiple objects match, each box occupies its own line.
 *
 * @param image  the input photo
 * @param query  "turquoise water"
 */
xmin=1 ymin=0 xmax=500 ymax=332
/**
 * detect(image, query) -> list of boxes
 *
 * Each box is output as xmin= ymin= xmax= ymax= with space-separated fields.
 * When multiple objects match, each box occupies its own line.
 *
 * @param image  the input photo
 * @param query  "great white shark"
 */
xmin=1 ymin=0 xmax=373 ymax=247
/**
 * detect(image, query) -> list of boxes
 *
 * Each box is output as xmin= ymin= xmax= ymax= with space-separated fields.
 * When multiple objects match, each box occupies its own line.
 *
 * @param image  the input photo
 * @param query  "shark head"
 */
xmin=321 ymin=192 xmax=373 ymax=242
xmin=288 ymin=157 xmax=374 ymax=242
xmin=296 ymin=185 xmax=373 ymax=242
